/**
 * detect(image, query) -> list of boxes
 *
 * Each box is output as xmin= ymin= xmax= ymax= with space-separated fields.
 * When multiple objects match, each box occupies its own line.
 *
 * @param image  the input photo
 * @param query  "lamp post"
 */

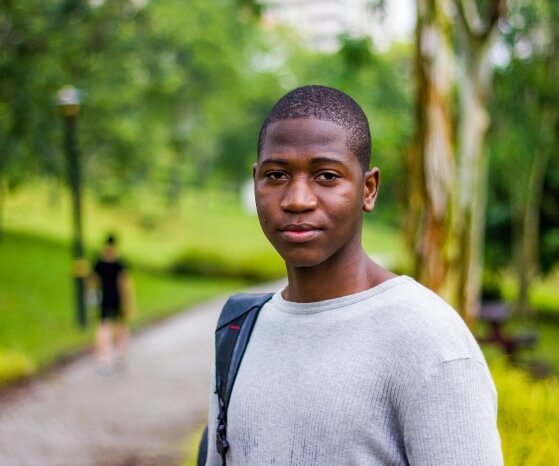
xmin=57 ymin=86 xmax=87 ymax=328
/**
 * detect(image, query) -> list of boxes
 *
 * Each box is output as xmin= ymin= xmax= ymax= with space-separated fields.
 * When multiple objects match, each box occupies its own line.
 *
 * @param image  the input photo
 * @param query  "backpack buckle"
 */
xmin=216 ymin=421 xmax=230 ymax=456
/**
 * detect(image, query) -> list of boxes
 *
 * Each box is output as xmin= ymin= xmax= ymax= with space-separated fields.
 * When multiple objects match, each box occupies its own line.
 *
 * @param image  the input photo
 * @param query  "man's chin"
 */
xmin=281 ymin=254 xmax=327 ymax=270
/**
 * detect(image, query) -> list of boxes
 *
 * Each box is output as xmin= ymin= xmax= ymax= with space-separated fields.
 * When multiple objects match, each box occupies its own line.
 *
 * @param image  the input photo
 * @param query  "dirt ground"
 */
xmin=0 ymin=282 xmax=282 ymax=466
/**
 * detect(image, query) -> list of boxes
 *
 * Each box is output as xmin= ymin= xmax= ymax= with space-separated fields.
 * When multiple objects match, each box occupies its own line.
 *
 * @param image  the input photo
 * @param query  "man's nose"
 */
xmin=280 ymin=177 xmax=318 ymax=212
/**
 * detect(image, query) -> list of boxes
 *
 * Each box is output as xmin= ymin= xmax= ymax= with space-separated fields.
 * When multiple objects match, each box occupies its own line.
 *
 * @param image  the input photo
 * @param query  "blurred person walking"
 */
xmin=90 ymin=234 xmax=134 ymax=373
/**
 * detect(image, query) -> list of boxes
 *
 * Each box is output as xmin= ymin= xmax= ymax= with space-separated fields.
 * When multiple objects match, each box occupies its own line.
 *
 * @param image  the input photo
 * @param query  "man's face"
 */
xmin=254 ymin=118 xmax=378 ymax=269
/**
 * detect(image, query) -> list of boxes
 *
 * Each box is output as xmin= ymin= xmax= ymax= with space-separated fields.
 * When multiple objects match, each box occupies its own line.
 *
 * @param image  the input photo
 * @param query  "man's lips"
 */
xmin=279 ymin=224 xmax=322 ymax=243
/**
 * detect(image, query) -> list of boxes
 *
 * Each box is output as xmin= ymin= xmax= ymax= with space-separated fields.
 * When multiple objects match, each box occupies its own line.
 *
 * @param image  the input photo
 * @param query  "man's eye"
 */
xmin=266 ymin=171 xmax=288 ymax=181
xmin=316 ymin=172 xmax=339 ymax=181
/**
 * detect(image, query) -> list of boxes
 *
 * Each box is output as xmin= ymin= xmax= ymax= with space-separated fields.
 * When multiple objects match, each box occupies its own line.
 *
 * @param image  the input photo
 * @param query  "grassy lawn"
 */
xmin=501 ymin=268 xmax=559 ymax=316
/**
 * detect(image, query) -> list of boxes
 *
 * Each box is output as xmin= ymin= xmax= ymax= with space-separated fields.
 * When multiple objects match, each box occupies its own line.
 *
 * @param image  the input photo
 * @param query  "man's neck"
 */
xmin=283 ymin=249 xmax=395 ymax=303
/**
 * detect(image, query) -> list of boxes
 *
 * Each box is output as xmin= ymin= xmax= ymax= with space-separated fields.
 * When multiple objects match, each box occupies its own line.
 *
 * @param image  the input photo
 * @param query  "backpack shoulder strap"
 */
xmin=216 ymin=293 xmax=272 ymax=330
xmin=214 ymin=292 xmax=273 ymax=464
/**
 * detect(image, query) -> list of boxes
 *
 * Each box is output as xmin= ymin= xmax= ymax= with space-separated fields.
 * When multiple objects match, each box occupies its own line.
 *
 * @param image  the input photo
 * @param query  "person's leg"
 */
xmin=96 ymin=320 xmax=113 ymax=370
xmin=115 ymin=321 xmax=129 ymax=367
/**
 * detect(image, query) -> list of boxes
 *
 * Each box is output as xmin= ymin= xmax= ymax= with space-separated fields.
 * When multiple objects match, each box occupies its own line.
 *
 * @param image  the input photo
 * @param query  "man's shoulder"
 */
xmin=369 ymin=277 xmax=483 ymax=366
xmin=368 ymin=275 xmax=457 ymax=319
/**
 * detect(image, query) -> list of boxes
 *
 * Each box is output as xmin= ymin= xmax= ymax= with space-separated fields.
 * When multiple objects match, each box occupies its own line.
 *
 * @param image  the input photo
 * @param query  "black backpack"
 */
xmin=197 ymin=292 xmax=274 ymax=466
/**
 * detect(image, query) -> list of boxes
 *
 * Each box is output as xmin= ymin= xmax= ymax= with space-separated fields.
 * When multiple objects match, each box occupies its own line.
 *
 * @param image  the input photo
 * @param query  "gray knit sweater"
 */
xmin=205 ymin=276 xmax=503 ymax=465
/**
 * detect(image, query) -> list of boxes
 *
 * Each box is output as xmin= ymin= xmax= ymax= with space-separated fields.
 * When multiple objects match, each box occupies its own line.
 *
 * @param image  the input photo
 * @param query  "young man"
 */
xmin=205 ymin=85 xmax=502 ymax=465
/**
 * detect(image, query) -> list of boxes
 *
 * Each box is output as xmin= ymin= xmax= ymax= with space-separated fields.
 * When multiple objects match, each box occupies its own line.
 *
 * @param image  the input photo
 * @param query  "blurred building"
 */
xmin=260 ymin=0 xmax=415 ymax=52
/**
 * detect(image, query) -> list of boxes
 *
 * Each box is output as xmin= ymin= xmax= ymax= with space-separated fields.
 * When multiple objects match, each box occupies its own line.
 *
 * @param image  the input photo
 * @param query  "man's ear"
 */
xmin=363 ymin=168 xmax=379 ymax=212
xmin=252 ymin=163 xmax=257 ymax=180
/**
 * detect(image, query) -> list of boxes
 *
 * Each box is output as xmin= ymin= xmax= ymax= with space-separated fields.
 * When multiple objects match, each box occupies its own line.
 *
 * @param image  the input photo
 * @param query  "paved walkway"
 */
xmin=0 ymin=282 xmax=282 ymax=466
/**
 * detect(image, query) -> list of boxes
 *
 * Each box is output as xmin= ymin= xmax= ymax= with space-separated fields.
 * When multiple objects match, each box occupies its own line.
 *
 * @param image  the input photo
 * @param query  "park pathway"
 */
xmin=0 ymin=282 xmax=282 ymax=466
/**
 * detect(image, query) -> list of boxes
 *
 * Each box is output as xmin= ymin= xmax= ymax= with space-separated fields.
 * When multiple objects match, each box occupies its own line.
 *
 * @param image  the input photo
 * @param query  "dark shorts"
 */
xmin=100 ymin=304 xmax=123 ymax=321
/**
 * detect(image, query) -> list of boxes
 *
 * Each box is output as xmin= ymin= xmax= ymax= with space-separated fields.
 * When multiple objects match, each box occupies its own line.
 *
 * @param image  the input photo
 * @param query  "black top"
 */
xmin=93 ymin=259 xmax=126 ymax=307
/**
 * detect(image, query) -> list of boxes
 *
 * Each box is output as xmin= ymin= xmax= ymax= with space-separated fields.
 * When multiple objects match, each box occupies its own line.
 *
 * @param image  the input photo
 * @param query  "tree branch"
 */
xmin=456 ymin=0 xmax=479 ymax=42
xmin=456 ymin=0 xmax=506 ymax=44
xmin=482 ymin=0 xmax=506 ymax=42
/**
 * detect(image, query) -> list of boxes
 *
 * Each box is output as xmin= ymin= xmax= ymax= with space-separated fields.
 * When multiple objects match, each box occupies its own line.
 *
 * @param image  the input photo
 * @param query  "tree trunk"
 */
xmin=408 ymin=0 xmax=504 ymax=324
xmin=448 ymin=62 xmax=491 ymax=326
xmin=407 ymin=0 xmax=454 ymax=291
xmin=514 ymin=106 xmax=556 ymax=318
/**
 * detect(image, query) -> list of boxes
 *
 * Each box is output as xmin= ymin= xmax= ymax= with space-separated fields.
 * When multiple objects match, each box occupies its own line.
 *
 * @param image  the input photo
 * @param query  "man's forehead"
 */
xmin=264 ymin=118 xmax=348 ymax=147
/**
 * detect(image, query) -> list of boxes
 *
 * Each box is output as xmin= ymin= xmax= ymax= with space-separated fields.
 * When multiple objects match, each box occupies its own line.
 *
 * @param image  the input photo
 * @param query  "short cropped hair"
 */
xmin=257 ymin=85 xmax=371 ymax=171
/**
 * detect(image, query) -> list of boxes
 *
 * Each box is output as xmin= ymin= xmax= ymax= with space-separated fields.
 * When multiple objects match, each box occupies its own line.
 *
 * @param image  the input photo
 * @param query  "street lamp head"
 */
xmin=57 ymin=85 xmax=81 ymax=117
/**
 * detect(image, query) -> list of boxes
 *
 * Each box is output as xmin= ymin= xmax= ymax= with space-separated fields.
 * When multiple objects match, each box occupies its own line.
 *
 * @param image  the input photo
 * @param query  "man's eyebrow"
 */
xmin=309 ymin=157 xmax=345 ymax=166
xmin=260 ymin=158 xmax=290 ymax=166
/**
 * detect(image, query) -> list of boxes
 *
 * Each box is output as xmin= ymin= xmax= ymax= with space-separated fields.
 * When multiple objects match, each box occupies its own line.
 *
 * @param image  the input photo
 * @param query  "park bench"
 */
xmin=477 ymin=301 xmax=538 ymax=359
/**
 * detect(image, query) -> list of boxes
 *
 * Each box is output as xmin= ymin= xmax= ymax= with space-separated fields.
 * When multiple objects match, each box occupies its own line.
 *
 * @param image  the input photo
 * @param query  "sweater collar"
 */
xmin=271 ymin=275 xmax=411 ymax=315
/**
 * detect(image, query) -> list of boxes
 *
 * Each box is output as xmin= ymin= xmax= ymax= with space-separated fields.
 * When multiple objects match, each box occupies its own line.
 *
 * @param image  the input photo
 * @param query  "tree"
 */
xmin=405 ymin=0 xmax=454 ymax=294
xmin=0 ymin=0 xmax=288 ymax=213
xmin=407 ymin=0 xmax=506 ymax=324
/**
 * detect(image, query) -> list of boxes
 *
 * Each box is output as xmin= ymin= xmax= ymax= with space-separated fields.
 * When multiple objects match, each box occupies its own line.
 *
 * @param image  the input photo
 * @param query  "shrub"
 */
xmin=0 ymin=349 xmax=36 ymax=386
xmin=491 ymin=358 xmax=559 ymax=465
xmin=170 ymin=247 xmax=284 ymax=282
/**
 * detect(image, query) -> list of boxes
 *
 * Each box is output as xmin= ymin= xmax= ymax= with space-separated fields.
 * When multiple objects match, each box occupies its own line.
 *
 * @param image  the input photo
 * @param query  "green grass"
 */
xmin=0 ymin=231 xmax=244 ymax=385
xmin=3 ymin=184 xmax=269 ymax=269
xmin=501 ymin=268 xmax=559 ymax=316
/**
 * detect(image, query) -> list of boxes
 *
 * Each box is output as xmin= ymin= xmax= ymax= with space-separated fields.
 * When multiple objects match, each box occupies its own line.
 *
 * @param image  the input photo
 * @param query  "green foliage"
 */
xmin=0 ymin=349 xmax=36 ymax=386
xmin=491 ymin=359 xmax=559 ymax=464
xmin=486 ymin=0 xmax=559 ymax=275
xmin=0 ymin=0 xmax=287 ymax=198
xmin=171 ymin=247 xmax=283 ymax=281
xmin=481 ymin=270 xmax=504 ymax=301
xmin=529 ymin=270 xmax=559 ymax=315
xmin=0 ymin=0 xmax=415 ymax=216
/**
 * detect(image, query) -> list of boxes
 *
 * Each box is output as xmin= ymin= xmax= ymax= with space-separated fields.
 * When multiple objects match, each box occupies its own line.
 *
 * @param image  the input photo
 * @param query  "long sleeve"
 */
xmin=402 ymin=357 xmax=503 ymax=466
